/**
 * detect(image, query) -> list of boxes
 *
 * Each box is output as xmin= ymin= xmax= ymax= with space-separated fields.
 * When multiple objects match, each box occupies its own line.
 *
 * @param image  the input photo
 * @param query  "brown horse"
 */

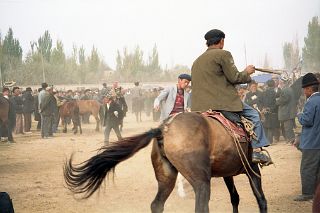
xmin=59 ymin=100 xmax=82 ymax=134
xmin=77 ymin=100 xmax=101 ymax=131
xmin=64 ymin=112 xmax=267 ymax=213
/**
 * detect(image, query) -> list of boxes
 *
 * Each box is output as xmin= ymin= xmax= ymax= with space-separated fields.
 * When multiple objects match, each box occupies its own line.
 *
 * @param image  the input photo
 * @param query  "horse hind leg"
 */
xmin=246 ymin=163 xmax=267 ymax=213
xmin=224 ymin=176 xmax=240 ymax=213
xmin=151 ymin=142 xmax=178 ymax=213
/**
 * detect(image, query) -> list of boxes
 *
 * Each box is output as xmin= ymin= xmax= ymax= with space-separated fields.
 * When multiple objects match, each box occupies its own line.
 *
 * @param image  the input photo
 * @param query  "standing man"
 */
xmin=0 ymin=87 xmax=15 ymax=143
xmin=34 ymin=88 xmax=42 ymax=130
xmin=276 ymin=77 xmax=296 ymax=144
xmin=191 ymin=29 xmax=271 ymax=164
xmin=11 ymin=87 xmax=24 ymax=134
xmin=40 ymin=87 xmax=55 ymax=139
xmin=294 ymin=73 xmax=320 ymax=201
xmin=154 ymin=74 xmax=191 ymax=121
xmin=22 ymin=87 xmax=34 ymax=133
xmin=131 ymin=82 xmax=143 ymax=122
xmin=112 ymin=81 xmax=128 ymax=129
xmin=260 ymin=79 xmax=278 ymax=144
xmin=103 ymin=94 xmax=123 ymax=145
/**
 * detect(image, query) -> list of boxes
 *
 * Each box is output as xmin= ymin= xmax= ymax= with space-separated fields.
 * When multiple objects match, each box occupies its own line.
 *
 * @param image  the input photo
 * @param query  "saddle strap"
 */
xmin=240 ymin=116 xmax=257 ymax=141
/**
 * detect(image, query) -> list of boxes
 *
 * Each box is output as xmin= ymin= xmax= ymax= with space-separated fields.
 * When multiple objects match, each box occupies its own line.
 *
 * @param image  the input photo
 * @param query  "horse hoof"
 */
xmin=63 ymin=130 xmax=67 ymax=133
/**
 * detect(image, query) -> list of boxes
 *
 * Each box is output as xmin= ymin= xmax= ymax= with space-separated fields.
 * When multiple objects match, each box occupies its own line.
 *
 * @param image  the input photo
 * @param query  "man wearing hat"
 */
xmin=191 ymin=29 xmax=271 ymax=165
xmin=154 ymin=73 xmax=191 ymax=121
xmin=294 ymin=73 xmax=320 ymax=201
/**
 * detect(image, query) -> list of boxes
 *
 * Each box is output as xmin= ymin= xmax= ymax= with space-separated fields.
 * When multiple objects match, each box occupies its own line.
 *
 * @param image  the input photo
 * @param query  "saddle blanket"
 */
xmin=201 ymin=110 xmax=249 ymax=143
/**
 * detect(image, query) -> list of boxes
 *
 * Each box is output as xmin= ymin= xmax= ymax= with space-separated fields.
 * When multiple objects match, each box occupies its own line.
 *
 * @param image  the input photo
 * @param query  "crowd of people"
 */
xmin=0 ymin=81 xmax=163 ymax=143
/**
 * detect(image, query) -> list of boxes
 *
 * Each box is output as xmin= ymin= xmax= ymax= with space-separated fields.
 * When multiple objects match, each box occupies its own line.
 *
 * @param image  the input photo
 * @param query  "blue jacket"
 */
xmin=298 ymin=92 xmax=320 ymax=150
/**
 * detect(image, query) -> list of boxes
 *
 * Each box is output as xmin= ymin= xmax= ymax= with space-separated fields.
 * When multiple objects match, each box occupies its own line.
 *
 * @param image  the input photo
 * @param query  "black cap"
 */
xmin=178 ymin=74 xmax=191 ymax=81
xmin=302 ymin=73 xmax=319 ymax=88
xmin=204 ymin=29 xmax=225 ymax=45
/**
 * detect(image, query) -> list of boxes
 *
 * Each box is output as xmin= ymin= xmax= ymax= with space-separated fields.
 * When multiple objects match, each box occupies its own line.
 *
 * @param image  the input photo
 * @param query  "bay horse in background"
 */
xmin=59 ymin=100 xmax=82 ymax=134
xmin=77 ymin=100 xmax=101 ymax=131
xmin=0 ymin=97 xmax=11 ymax=140
xmin=64 ymin=112 xmax=267 ymax=213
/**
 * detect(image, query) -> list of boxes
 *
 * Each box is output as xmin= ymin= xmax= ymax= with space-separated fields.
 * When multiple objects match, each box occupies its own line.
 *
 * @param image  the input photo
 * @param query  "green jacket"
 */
xmin=191 ymin=48 xmax=251 ymax=112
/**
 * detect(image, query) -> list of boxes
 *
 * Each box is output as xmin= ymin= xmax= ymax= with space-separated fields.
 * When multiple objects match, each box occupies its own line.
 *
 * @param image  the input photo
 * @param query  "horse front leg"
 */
xmin=246 ymin=163 xmax=267 ymax=213
xmin=94 ymin=115 xmax=100 ymax=132
xmin=223 ymin=176 xmax=240 ymax=213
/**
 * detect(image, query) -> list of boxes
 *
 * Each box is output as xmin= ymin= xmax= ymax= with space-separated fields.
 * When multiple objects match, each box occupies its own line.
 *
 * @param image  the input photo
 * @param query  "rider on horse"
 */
xmin=191 ymin=29 xmax=272 ymax=165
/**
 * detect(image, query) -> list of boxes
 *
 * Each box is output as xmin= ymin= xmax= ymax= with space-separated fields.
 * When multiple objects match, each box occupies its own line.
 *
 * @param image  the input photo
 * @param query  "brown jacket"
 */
xmin=191 ymin=48 xmax=251 ymax=112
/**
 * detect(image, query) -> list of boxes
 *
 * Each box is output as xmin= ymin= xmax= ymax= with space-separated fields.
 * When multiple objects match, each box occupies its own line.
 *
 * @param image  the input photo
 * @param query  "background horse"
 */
xmin=59 ymin=100 xmax=82 ymax=134
xmin=64 ymin=112 xmax=267 ymax=213
xmin=0 ymin=97 xmax=10 ymax=140
xmin=77 ymin=100 xmax=101 ymax=131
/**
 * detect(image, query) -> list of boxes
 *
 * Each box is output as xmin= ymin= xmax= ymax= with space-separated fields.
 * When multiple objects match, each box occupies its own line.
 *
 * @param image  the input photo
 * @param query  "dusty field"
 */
xmin=0 ymin=113 xmax=313 ymax=213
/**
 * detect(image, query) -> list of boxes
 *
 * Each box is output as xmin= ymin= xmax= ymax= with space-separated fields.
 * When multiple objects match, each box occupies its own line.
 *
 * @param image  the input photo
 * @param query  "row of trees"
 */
xmin=0 ymin=29 xmax=110 ymax=86
xmin=0 ymin=29 xmax=190 ymax=86
xmin=282 ymin=16 xmax=320 ymax=73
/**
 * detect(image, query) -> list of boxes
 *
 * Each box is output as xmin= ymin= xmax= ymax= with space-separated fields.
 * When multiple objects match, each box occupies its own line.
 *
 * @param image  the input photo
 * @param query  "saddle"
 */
xmin=201 ymin=110 xmax=252 ymax=143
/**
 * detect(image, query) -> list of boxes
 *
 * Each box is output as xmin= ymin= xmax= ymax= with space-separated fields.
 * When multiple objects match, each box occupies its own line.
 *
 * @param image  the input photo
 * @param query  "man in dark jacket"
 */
xmin=244 ymin=80 xmax=263 ymax=110
xmin=103 ymin=94 xmax=123 ymax=145
xmin=22 ymin=87 xmax=34 ymax=133
xmin=294 ymin=73 xmax=320 ymax=201
xmin=260 ymin=80 xmax=278 ymax=144
xmin=34 ymin=88 xmax=42 ymax=130
xmin=276 ymin=77 xmax=296 ymax=143
xmin=40 ymin=87 xmax=55 ymax=138
xmin=11 ymin=87 xmax=24 ymax=134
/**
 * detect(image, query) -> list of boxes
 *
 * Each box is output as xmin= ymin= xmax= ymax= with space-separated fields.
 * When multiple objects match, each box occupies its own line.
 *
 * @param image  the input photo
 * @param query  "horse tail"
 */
xmin=63 ymin=128 xmax=162 ymax=198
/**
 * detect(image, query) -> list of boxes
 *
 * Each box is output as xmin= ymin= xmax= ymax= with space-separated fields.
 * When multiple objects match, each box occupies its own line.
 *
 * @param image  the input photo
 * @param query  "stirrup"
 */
xmin=259 ymin=149 xmax=274 ymax=167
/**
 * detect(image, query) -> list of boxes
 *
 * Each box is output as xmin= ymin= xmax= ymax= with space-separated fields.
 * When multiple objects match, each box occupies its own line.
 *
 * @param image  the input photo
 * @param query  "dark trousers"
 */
xmin=280 ymin=119 xmax=295 ymax=141
xmin=41 ymin=115 xmax=53 ymax=138
xmin=104 ymin=124 xmax=122 ymax=145
xmin=52 ymin=112 xmax=60 ymax=133
xmin=301 ymin=149 xmax=320 ymax=195
xmin=23 ymin=112 xmax=32 ymax=132
xmin=265 ymin=128 xmax=276 ymax=144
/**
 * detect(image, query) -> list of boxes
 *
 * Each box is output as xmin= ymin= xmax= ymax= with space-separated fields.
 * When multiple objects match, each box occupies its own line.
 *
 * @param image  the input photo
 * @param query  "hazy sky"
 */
xmin=0 ymin=0 xmax=319 ymax=70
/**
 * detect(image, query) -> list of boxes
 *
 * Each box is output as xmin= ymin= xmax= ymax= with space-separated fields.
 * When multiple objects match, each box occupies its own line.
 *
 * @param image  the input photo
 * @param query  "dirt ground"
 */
xmin=0 ymin=113 xmax=313 ymax=213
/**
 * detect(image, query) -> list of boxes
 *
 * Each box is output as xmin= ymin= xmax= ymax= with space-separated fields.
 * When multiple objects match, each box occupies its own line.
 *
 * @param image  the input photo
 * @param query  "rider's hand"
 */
xmin=245 ymin=65 xmax=255 ymax=75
